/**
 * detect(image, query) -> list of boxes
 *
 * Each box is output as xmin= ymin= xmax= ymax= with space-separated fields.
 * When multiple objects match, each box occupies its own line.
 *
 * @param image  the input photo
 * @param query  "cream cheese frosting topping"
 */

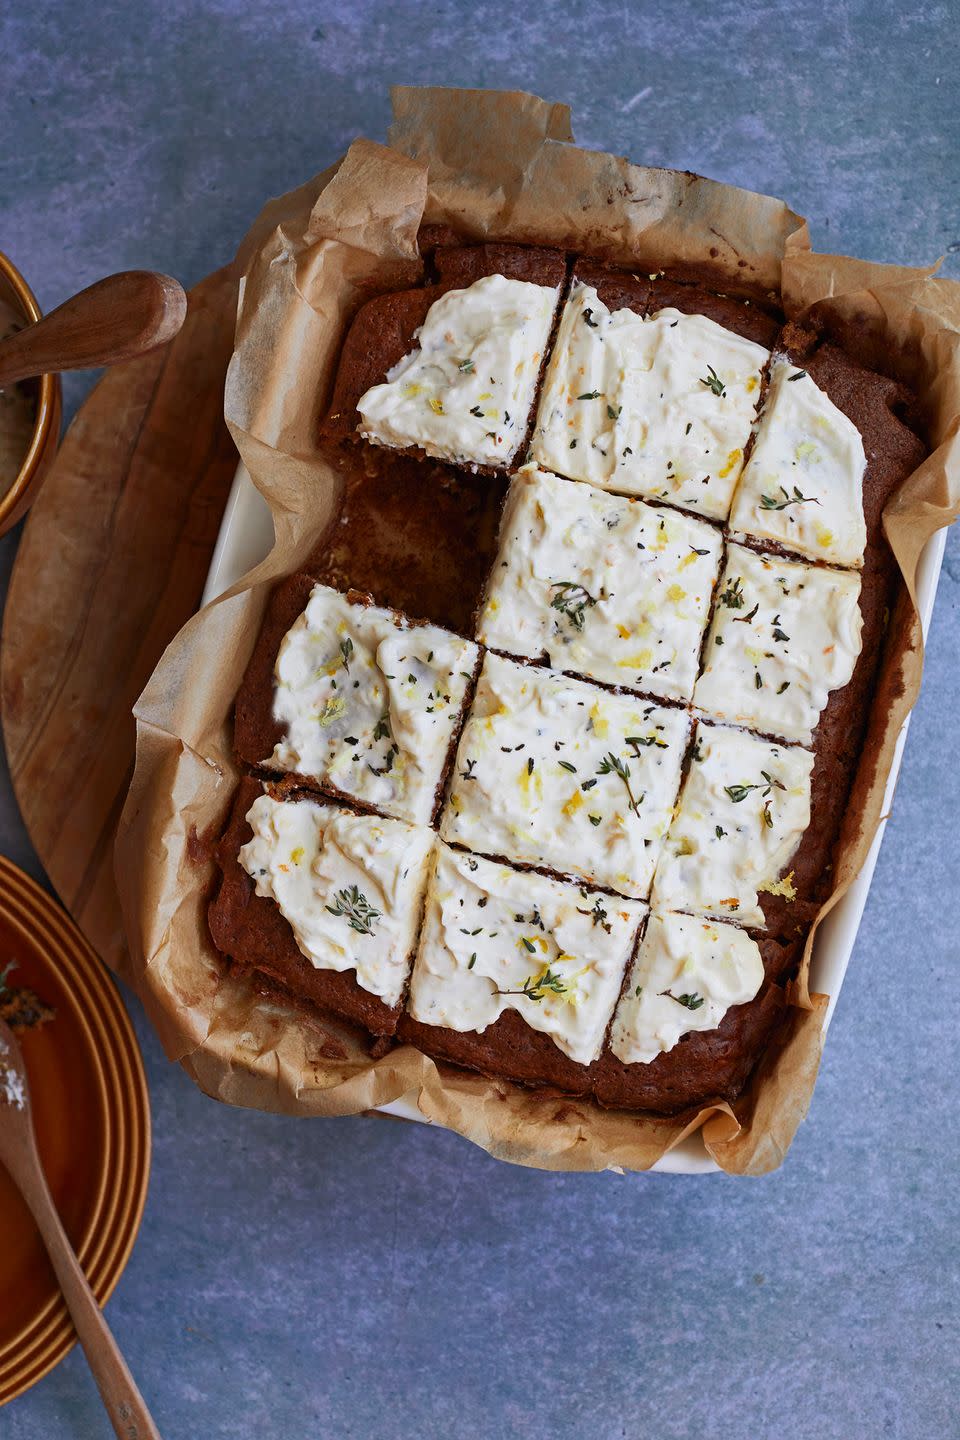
xmin=268 ymin=584 xmax=479 ymax=826
xmin=239 ymin=792 xmax=435 ymax=1006
xmin=729 ymin=359 xmax=867 ymax=567
xmin=407 ymin=843 xmax=647 ymax=1064
xmin=530 ymin=282 xmax=769 ymax=520
xmin=609 ymin=910 xmax=765 ymax=1065
xmin=356 ymin=273 xmax=559 ymax=468
xmin=693 ymin=543 xmax=863 ymax=743
xmin=441 ymin=653 xmax=689 ymax=899
xmin=652 ymin=722 xmax=813 ymax=927
xmin=477 ymin=463 xmax=723 ymax=702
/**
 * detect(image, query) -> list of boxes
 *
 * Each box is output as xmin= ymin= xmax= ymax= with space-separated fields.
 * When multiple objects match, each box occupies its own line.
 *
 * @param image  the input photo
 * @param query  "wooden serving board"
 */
xmin=0 ymin=266 xmax=241 ymax=969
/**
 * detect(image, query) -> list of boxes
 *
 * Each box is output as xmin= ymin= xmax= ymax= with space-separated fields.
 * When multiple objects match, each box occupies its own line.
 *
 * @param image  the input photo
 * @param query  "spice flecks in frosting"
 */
xmin=531 ymin=282 xmax=768 ymax=520
xmin=407 ymin=843 xmax=646 ymax=1064
xmin=477 ymin=463 xmax=723 ymax=702
xmin=239 ymin=792 xmax=435 ymax=1006
xmin=441 ymin=653 xmax=689 ymax=899
xmin=268 ymin=584 xmax=478 ymax=826
xmin=357 ymin=273 xmax=560 ymax=468
xmin=610 ymin=910 xmax=764 ymax=1064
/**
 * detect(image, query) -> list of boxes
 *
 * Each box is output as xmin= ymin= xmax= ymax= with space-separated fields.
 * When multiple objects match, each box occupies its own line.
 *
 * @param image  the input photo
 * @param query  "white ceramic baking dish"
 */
xmin=203 ymin=463 xmax=947 ymax=1174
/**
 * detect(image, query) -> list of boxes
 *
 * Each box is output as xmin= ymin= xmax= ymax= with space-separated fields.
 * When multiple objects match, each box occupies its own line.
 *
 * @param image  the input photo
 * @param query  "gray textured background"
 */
xmin=2 ymin=3 xmax=959 ymax=1437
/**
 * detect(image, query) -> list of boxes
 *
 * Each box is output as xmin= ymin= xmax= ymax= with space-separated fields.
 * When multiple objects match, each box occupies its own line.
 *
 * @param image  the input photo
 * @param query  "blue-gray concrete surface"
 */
xmin=2 ymin=3 xmax=958 ymax=1436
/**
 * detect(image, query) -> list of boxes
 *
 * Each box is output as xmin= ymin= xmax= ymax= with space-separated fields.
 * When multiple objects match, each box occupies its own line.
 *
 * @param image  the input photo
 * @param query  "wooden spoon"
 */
xmin=0 ymin=1014 xmax=161 ymax=1438
xmin=0 ymin=271 xmax=187 ymax=387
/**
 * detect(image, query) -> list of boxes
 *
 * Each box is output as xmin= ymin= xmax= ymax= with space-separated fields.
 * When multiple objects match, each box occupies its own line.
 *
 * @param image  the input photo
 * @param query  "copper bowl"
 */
xmin=0 ymin=253 xmax=61 ymax=537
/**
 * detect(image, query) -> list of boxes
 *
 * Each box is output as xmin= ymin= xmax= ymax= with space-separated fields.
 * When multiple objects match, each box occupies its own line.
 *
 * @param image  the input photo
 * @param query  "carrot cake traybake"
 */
xmin=208 ymin=231 xmax=926 ymax=1116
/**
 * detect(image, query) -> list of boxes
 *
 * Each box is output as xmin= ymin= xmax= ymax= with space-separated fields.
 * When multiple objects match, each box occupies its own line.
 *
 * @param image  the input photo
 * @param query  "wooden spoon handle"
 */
xmin=18 ymin=1156 xmax=161 ymax=1439
xmin=0 ymin=270 xmax=187 ymax=387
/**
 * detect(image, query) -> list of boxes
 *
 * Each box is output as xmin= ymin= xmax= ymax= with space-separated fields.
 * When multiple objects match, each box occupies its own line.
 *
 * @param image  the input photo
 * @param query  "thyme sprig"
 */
xmin=577 ymin=896 xmax=612 ymax=933
xmin=500 ymin=966 xmax=569 ymax=1002
xmin=700 ymin=365 xmax=726 ymax=397
xmin=724 ymin=770 xmax=787 ymax=805
xmin=325 ymin=886 xmax=382 ymax=936
xmin=659 ymin=989 xmax=705 ymax=1010
xmin=550 ymin=580 xmax=597 ymax=632
xmin=597 ymin=752 xmax=642 ymax=815
xmin=719 ymin=576 xmax=745 ymax=609
xmin=759 ymin=485 xmax=821 ymax=511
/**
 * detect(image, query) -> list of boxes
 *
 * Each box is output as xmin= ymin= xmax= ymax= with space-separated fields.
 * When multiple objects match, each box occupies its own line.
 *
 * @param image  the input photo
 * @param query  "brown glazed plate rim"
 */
xmin=0 ymin=857 xmax=151 ymax=1405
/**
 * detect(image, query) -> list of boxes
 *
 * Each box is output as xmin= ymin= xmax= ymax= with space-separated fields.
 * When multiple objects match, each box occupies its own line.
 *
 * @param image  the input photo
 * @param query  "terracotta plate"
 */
xmin=0 ymin=858 xmax=150 ymax=1406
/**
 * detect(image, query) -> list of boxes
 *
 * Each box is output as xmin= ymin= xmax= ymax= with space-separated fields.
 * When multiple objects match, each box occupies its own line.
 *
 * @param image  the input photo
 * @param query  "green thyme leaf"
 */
xmin=325 ymin=885 xmax=382 ymax=936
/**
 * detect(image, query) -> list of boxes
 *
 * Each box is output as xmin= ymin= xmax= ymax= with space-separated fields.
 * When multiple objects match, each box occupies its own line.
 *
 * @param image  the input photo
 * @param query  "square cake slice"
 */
xmin=608 ymin=910 xmax=765 ymax=1066
xmin=693 ymin=543 xmax=863 ymax=743
xmin=405 ymin=842 xmax=647 ymax=1067
xmin=651 ymin=722 xmax=813 ymax=928
xmin=440 ymin=653 xmax=689 ymax=899
xmin=592 ymin=930 xmax=793 ymax=1114
xmin=477 ymin=463 xmax=723 ymax=702
xmin=326 ymin=243 xmax=566 ymax=456
xmin=530 ymin=280 xmax=769 ymax=519
xmin=236 ymin=580 xmax=479 ymax=827
xmin=729 ymin=358 xmax=868 ymax=568
xmin=355 ymin=269 xmax=562 ymax=470
xmin=209 ymin=777 xmax=435 ymax=1035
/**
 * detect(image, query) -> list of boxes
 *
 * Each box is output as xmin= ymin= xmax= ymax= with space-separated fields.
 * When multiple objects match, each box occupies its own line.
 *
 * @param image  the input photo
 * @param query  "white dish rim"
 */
xmin=203 ymin=463 xmax=947 ymax=1175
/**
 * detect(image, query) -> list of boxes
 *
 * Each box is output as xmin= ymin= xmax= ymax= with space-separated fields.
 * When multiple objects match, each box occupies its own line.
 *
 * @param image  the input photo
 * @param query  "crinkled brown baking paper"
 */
xmin=114 ymin=86 xmax=960 ymax=1175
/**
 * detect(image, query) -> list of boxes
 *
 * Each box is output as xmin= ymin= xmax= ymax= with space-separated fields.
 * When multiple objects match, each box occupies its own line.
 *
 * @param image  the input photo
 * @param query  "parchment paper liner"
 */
xmin=115 ymin=87 xmax=960 ymax=1175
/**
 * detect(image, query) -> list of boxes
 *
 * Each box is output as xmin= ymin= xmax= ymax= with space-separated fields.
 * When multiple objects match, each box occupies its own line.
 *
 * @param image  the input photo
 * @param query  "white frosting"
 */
xmin=652 ymin=722 xmax=813 ymax=926
xmin=531 ymin=283 xmax=768 ymax=520
xmin=610 ymin=910 xmax=765 ymax=1064
xmin=730 ymin=359 xmax=867 ymax=567
xmin=267 ymin=584 xmax=478 ymax=827
xmin=693 ymin=543 xmax=863 ymax=743
xmin=613 ymin=910 xmax=759 ymax=1071
xmin=477 ymin=463 xmax=723 ymax=702
xmin=356 ymin=273 xmax=559 ymax=468
xmin=239 ymin=793 xmax=435 ymax=1006
xmin=441 ymin=653 xmax=689 ymax=899
xmin=407 ymin=843 xmax=646 ymax=1064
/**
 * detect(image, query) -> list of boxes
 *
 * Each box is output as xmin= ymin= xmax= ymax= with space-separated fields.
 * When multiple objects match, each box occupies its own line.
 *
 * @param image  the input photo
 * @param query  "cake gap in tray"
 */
xmin=307 ymin=444 xmax=509 ymax=634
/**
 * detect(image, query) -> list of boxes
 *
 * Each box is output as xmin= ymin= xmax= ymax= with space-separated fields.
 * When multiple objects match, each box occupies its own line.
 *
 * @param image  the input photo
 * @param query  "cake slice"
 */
xmin=693 ymin=542 xmax=863 ymax=744
xmin=607 ymin=910 xmax=765 ymax=1065
xmin=593 ymin=916 xmax=796 ymax=1114
xmin=477 ymin=462 xmax=723 ymax=702
xmin=209 ymin=776 xmax=435 ymax=1036
xmin=441 ymin=653 xmax=689 ymax=899
xmin=728 ymin=359 xmax=868 ymax=568
xmin=234 ymin=578 xmax=479 ymax=827
xmin=326 ymin=243 xmax=566 ymax=471
xmin=326 ymin=243 xmax=566 ymax=445
xmin=399 ymin=842 xmax=646 ymax=1085
xmin=651 ymin=721 xmax=813 ymax=927
xmin=530 ymin=279 xmax=769 ymax=519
